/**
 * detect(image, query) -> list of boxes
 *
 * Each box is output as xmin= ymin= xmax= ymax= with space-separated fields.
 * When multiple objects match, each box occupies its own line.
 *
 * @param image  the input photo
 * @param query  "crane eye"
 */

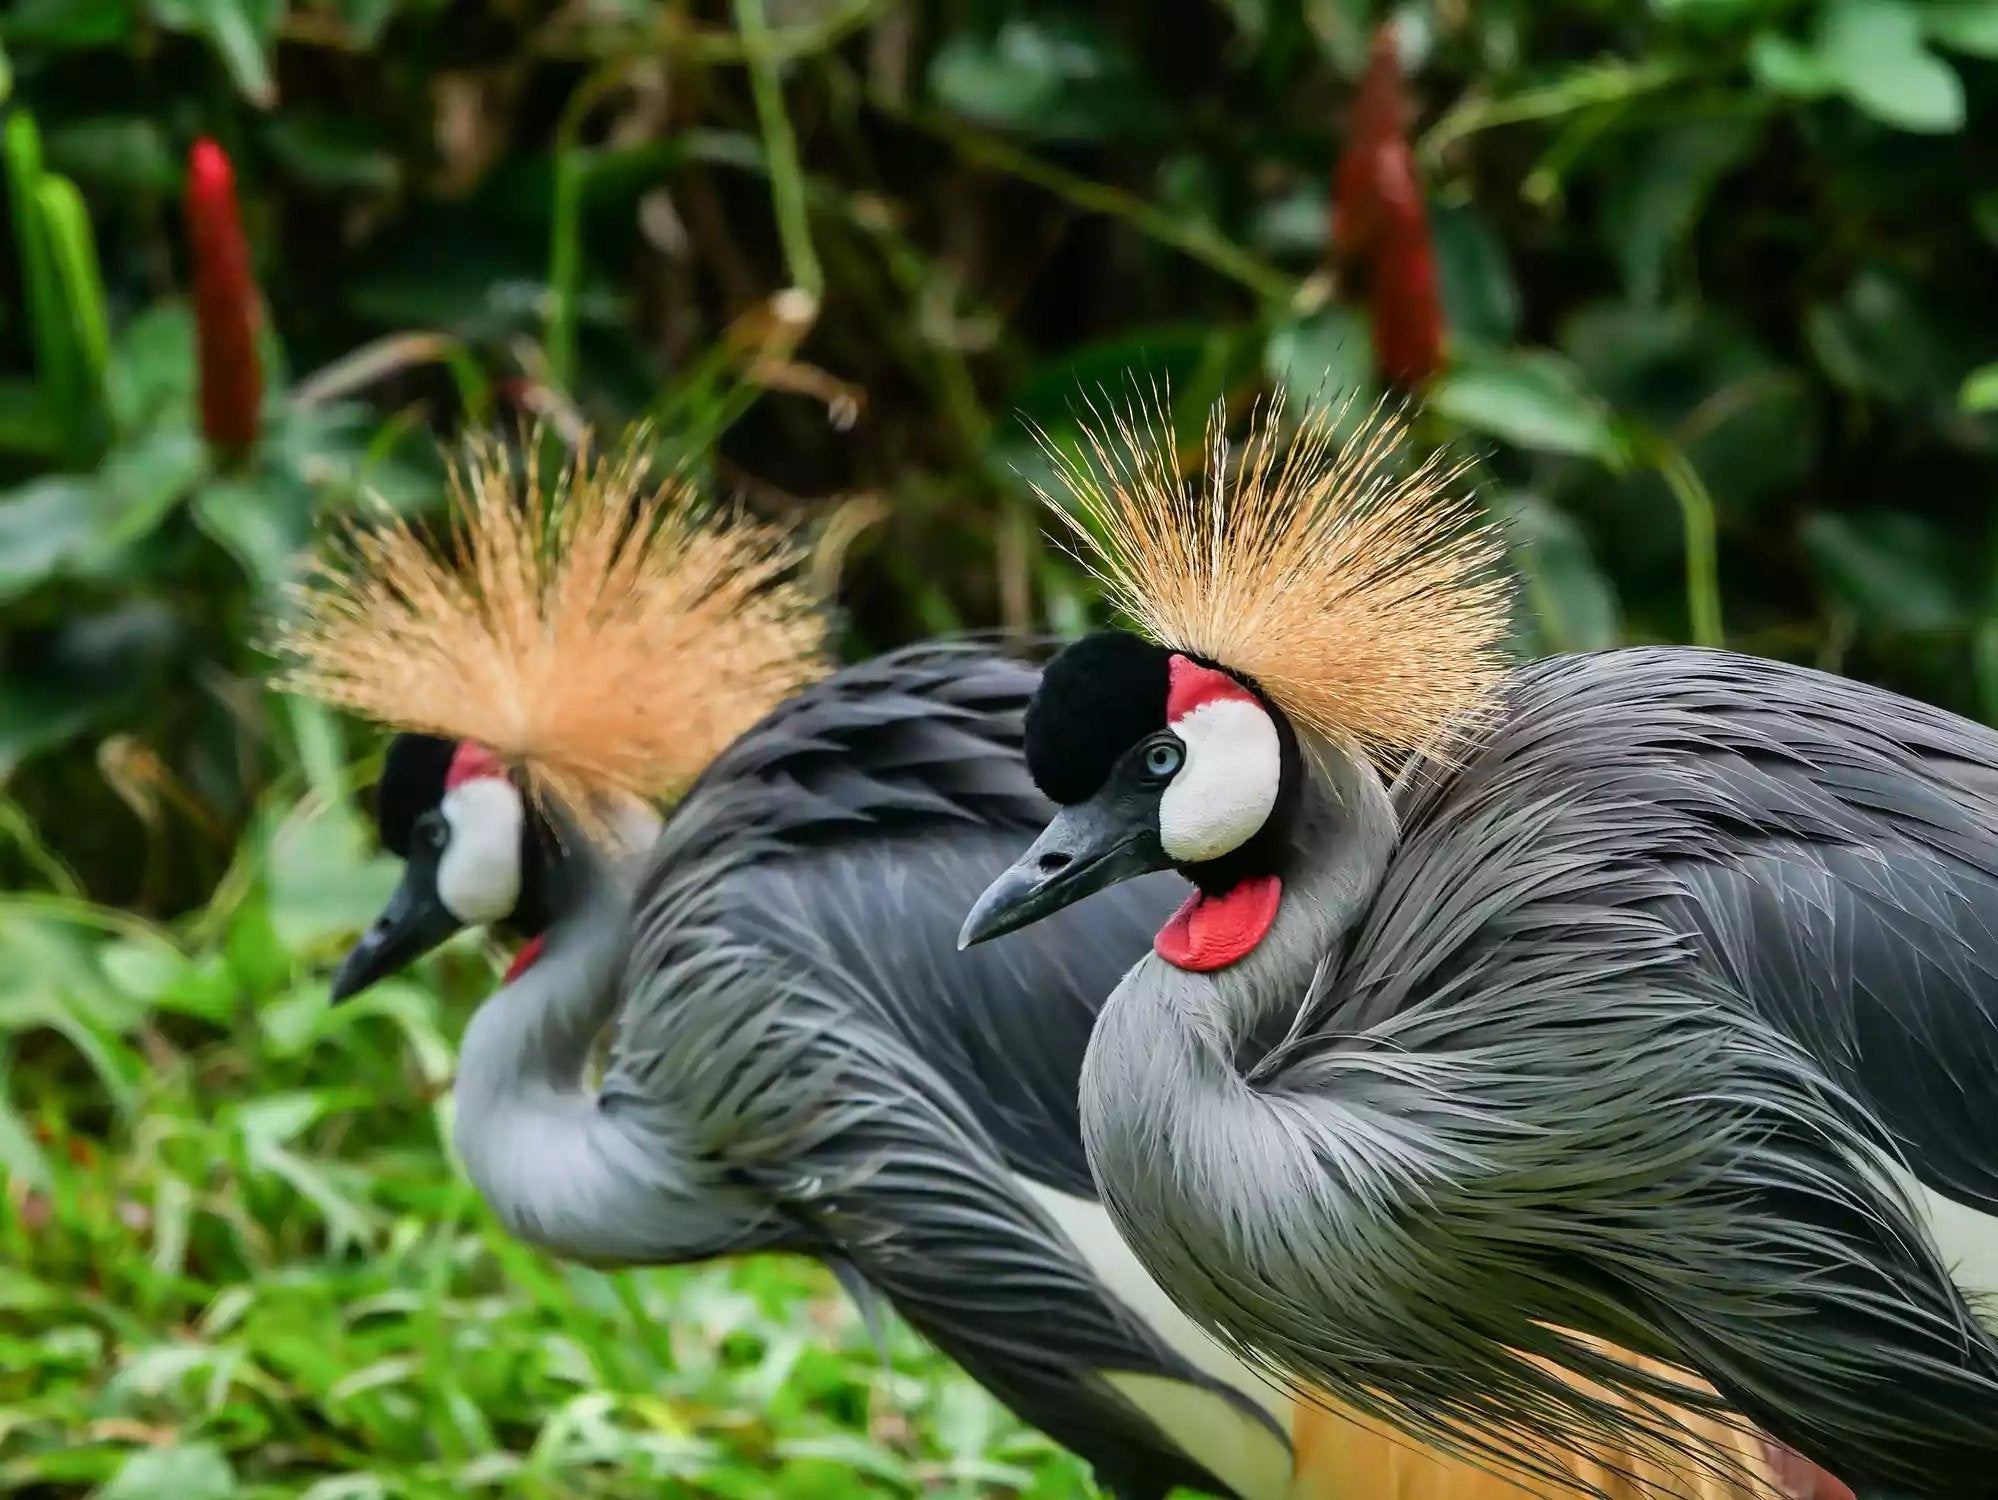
xmin=418 ymin=813 xmax=448 ymax=852
xmin=1141 ymin=738 xmax=1183 ymax=779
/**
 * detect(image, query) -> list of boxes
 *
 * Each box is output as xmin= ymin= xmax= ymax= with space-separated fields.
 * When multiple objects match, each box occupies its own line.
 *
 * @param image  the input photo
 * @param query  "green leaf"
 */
xmin=95 ymin=1441 xmax=235 ymax=1500
xmin=151 ymin=0 xmax=281 ymax=107
xmin=1431 ymin=204 xmax=1521 ymax=351
xmin=4 ymin=0 xmax=134 ymax=49
xmin=1924 ymin=0 xmax=1998 ymax=57
xmin=1976 ymin=191 xmax=1998 ymax=248
xmin=1748 ymin=31 xmax=1838 ymax=95
xmin=335 ymin=0 xmax=395 ymax=43
xmin=94 ymin=427 xmax=210 ymax=548
xmin=1599 ymin=115 xmax=1761 ymax=303
xmin=1263 ymin=304 xmax=1373 ymax=413
xmin=0 ymin=604 xmax=181 ymax=773
xmin=0 ymin=432 xmax=204 ymax=602
xmin=264 ymin=799 xmax=398 ymax=950
xmin=1501 ymin=492 xmax=1622 ymax=652
xmin=108 ymin=303 xmax=198 ymax=428
xmin=1247 ymin=184 xmax=1328 ymax=262
xmin=0 ymin=380 xmax=56 ymax=457
xmin=1430 ymin=350 xmax=1621 ymax=461
xmin=264 ymin=113 xmax=399 ymax=191
xmin=929 ymin=20 xmax=1158 ymax=142
xmin=43 ymin=118 xmax=177 ymax=196
xmin=1804 ymin=267 xmax=1961 ymax=404
xmin=191 ymin=470 xmax=314 ymax=592
xmin=36 ymin=175 xmax=111 ymax=409
xmin=1817 ymin=0 xmax=1965 ymax=131
xmin=0 ymin=477 xmax=105 ymax=602
xmin=7 ymin=114 xmax=83 ymax=444
xmin=1961 ymin=362 xmax=1998 ymax=411
xmin=0 ymin=1091 xmax=51 ymax=1191
xmin=1803 ymin=510 xmax=1969 ymax=630
xmin=1654 ymin=0 xmax=1793 ymax=23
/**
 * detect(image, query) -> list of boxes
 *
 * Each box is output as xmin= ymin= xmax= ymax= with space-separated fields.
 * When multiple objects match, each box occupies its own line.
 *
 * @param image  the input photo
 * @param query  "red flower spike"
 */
xmin=1330 ymin=25 xmax=1445 ymax=390
xmin=185 ymin=138 xmax=264 ymax=456
xmin=1332 ymin=26 xmax=1411 ymax=271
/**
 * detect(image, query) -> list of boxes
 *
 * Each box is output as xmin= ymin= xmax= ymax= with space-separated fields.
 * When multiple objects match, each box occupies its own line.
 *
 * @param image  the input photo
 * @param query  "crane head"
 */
xmin=959 ymin=629 xmax=1300 ymax=951
xmin=331 ymin=732 xmax=553 ymax=1001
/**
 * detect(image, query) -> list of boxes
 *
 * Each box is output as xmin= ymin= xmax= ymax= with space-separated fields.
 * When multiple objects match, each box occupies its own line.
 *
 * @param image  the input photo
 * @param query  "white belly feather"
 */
xmin=1882 ymin=1160 xmax=1998 ymax=1332
xmin=1013 ymin=1175 xmax=1295 ymax=1500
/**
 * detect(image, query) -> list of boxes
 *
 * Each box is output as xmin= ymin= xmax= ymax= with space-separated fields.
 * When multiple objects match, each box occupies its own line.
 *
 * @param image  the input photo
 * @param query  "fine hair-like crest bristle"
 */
xmin=274 ymin=426 xmax=829 ymax=830
xmin=1035 ymin=393 xmax=1514 ymax=761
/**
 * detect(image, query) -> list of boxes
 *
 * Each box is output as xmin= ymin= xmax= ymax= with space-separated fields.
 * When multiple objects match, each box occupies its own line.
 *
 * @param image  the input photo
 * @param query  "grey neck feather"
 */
xmin=1138 ymin=737 xmax=1397 ymax=1066
xmin=451 ymin=809 xmax=775 ymax=1267
xmin=1078 ymin=736 xmax=1401 ymax=1355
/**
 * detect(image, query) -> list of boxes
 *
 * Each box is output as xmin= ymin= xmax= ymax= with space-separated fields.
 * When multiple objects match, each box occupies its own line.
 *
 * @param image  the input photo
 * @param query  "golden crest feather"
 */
xmin=1035 ymin=394 xmax=1514 ymax=759
xmin=274 ymin=427 xmax=829 ymax=827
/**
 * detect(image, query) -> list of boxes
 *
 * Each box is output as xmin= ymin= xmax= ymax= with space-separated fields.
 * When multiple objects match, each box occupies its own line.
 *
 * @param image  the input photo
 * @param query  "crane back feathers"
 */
xmin=1031 ymin=394 xmax=1513 ymax=763
xmin=273 ymin=427 xmax=828 ymax=832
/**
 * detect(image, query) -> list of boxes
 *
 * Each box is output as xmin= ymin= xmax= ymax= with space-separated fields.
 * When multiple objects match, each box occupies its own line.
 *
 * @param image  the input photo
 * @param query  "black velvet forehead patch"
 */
xmin=1025 ymin=630 xmax=1173 ymax=805
xmin=377 ymin=732 xmax=455 ymax=857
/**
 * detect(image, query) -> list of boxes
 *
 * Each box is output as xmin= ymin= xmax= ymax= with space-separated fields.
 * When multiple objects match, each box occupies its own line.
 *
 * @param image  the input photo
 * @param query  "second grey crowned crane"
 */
xmin=961 ymin=401 xmax=1998 ymax=1500
xmin=273 ymin=435 xmax=1280 ymax=1498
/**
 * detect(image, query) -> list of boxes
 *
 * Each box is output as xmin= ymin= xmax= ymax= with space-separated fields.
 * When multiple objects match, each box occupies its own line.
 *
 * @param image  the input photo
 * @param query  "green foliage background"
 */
xmin=3 ymin=0 xmax=1998 ymax=1494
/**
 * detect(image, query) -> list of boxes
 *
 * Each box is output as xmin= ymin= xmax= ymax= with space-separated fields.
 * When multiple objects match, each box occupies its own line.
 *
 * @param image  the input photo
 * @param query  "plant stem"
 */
xmin=547 ymin=149 xmax=585 ymax=394
xmin=884 ymin=91 xmax=1296 ymax=307
xmin=1420 ymin=60 xmax=1682 ymax=168
xmin=1650 ymin=442 xmax=1724 ymax=648
xmin=735 ymin=0 xmax=824 ymax=300
xmin=547 ymin=62 xmax=635 ymax=393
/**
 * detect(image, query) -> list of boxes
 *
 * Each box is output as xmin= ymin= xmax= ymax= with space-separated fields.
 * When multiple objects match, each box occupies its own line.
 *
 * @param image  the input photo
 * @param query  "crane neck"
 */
xmin=457 ymin=795 xmax=663 ymax=1098
xmin=1080 ymin=736 xmax=1397 ymax=1182
xmin=447 ymin=800 xmax=771 ymax=1267
xmin=1193 ymin=736 xmax=1399 ymax=1053
xmin=457 ymin=824 xmax=636 ymax=1104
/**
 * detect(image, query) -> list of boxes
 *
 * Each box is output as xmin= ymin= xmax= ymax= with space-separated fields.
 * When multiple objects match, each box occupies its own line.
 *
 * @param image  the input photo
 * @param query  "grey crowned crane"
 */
xmin=275 ymin=432 xmax=1803 ymax=1500
xmin=960 ymin=401 xmax=1998 ymax=1500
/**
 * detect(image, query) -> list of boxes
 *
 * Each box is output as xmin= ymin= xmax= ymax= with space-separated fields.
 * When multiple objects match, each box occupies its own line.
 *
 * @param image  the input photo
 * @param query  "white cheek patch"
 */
xmin=1158 ymin=697 xmax=1281 ymax=862
xmin=435 ymin=777 xmax=525 ymax=925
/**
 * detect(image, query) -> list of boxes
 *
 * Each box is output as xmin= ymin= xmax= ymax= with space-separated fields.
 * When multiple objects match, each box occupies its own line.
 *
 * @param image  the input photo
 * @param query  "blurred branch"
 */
xmin=0 ymin=795 xmax=81 ymax=897
xmin=530 ymin=0 xmax=887 ymax=66
xmin=871 ymin=89 xmax=1298 ymax=307
xmin=1420 ymin=60 xmax=1683 ymax=169
xmin=735 ymin=0 xmax=826 ymax=302
xmin=665 ymin=0 xmax=886 ymax=65
xmin=293 ymin=332 xmax=479 ymax=411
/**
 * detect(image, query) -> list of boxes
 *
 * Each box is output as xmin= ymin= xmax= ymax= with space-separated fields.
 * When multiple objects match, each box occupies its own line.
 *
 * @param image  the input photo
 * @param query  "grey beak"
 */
xmin=330 ymin=869 xmax=463 ymax=1002
xmin=959 ymin=797 xmax=1168 ymax=949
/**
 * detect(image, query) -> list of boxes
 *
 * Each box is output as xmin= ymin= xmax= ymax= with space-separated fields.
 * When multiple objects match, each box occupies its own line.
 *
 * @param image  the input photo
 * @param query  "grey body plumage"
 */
xmin=456 ymin=642 xmax=1281 ymax=1500
xmin=1037 ymin=646 xmax=1998 ymax=1498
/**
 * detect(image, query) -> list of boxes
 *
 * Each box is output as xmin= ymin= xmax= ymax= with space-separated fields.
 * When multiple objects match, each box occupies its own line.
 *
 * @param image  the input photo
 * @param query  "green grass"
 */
xmin=0 ymin=768 xmax=1103 ymax=1499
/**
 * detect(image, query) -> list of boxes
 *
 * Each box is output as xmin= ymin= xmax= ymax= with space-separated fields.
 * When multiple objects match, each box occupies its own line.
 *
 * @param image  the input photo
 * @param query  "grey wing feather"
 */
xmin=1250 ymin=647 xmax=1998 ymax=1494
xmin=1435 ymin=648 xmax=1998 ymax=1212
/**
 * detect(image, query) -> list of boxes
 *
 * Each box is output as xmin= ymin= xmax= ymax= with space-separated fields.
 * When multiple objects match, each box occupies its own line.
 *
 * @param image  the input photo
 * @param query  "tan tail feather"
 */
xmin=1291 ymin=1338 xmax=1790 ymax=1500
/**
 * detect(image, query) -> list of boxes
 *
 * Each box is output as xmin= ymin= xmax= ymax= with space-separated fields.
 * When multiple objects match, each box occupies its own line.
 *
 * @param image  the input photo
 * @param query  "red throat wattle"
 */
xmin=502 ymin=934 xmax=546 ymax=983
xmin=1154 ymin=875 xmax=1282 ymax=971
